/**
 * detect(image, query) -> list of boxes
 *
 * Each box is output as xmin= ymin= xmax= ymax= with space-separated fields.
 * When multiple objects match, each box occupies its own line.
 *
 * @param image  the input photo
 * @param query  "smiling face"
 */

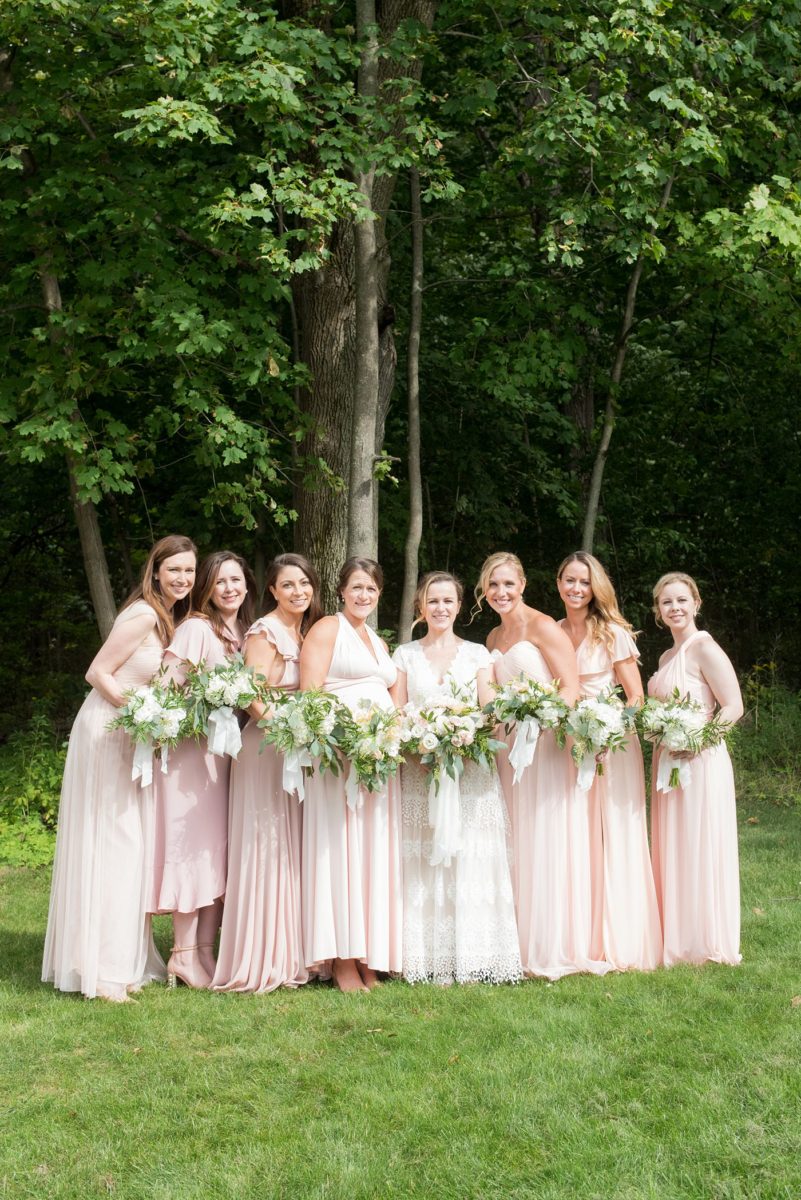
xmin=656 ymin=581 xmax=699 ymax=634
xmin=210 ymin=558 xmax=247 ymax=619
xmin=484 ymin=561 xmax=526 ymax=616
xmin=156 ymin=551 xmax=196 ymax=610
xmin=421 ymin=581 xmax=461 ymax=634
xmin=341 ymin=569 xmax=381 ymax=622
xmin=557 ymin=558 xmax=593 ymax=614
xmin=270 ymin=565 xmax=314 ymax=620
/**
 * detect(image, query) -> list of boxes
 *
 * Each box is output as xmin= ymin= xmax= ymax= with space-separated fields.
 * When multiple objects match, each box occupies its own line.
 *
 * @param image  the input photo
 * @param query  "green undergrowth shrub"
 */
xmin=0 ymin=715 xmax=64 ymax=866
xmin=730 ymin=664 xmax=801 ymax=807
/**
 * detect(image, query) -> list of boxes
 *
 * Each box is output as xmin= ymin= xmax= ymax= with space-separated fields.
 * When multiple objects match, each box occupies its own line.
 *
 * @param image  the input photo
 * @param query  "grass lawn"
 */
xmin=2 ymin=791 xmax=800 ymax=1200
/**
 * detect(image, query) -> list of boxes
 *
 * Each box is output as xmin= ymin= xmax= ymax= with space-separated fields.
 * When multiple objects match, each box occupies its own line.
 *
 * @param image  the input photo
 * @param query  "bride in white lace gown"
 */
xmin=392 ymin=573 xmax=521 ymax=985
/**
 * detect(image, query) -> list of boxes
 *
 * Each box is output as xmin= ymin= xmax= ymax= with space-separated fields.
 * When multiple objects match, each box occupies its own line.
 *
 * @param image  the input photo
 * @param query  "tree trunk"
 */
xmin=398 ymin=166 xmax=424 ymax=642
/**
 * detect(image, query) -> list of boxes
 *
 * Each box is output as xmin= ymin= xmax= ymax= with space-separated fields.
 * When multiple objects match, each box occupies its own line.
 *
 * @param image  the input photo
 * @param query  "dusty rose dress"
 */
xmin=213 ymin=615 xmax=308 ymax=993
xmin=648 ymin=630 xmax=741 ymax=966
xmin=493 ymin=641 xmax=610 ymax=980
xmin=302 ymin=614 xmax=402 ymax=974
xmin=565 ymin=623 xmax=662 ymax=971
xmin=42 ymin=601 xmax=167 ymax=1000
xmin=148 ymin=617 xmax=237 ymax=915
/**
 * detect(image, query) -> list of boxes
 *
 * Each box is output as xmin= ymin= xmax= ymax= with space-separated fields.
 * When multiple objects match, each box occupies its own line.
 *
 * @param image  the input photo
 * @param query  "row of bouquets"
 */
xmin=108 ymin=657 xmax=728 ymax=804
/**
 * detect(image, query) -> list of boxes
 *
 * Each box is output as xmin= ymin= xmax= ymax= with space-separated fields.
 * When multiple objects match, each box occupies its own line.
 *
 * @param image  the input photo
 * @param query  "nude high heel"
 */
xmin=166 ymin=946 xmax=212 ymax=990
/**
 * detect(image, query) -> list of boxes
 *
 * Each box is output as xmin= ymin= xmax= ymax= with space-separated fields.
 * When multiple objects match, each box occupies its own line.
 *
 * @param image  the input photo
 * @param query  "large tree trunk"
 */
xmin=399 ymin=166 xmax=424 ymax=642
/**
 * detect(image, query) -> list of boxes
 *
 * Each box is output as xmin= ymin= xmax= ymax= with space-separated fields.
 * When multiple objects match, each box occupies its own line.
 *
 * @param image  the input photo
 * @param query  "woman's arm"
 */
xmin=244 ymin=632 xmax=281 ymax=721
xmin=532 ymin=617 xmax=580 ymax=706
xmin=390 ymin=670 xmax=408 ymax=708
xmin=696 ymin=640 xmax=744 ymax=727
xmin=614 ymin=656 xmax=645 ymax=706
xmin=299 ymin=617 xmax=339 ymax=691
xmin=85 ymin=609 xmax=157 ymax=707
xmin=476 ymin=664 xmax=495 ymax=708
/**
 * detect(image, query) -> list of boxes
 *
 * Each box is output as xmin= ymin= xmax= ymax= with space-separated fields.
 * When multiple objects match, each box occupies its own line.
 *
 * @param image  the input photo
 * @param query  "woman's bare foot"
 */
xmin=356 ymin=962 xmax=381 ymax=990
xmin=332 ymin=958 xmax=368 ymax=993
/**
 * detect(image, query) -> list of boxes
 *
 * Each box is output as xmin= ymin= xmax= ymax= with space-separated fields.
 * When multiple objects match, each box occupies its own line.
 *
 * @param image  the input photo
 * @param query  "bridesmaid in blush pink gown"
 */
xmin=649 ymin=572 xmax=743 ymax=966
xmin=212 ymin=554 xmax=323 ymax=993
xmin=478 ymin=552 xmax=610 ymax=981
xmin=300 ymin=557 xmax=402 ymax=993
xmin=556 ymin=552 xmax=662 ymax=971
xmin=150 ymin=550 xmax=255 ymax=989
xmin=42 ymin=535 xmax=197 ymax=1001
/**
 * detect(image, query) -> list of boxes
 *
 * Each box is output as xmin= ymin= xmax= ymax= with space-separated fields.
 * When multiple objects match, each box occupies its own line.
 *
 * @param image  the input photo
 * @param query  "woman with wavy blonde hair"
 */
xmin=556 ymin=551 xmax=662 ymax=971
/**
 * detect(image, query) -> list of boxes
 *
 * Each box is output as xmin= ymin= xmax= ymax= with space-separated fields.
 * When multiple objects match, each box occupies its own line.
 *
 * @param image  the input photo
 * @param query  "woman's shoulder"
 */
xmin=304 ymin=614 xmax=340 ymax=643
xmin=608 ymin=622 xmax=639 ymax=662
xmin=114 ymin=599 xmax=157 ymax=629
xmin=170 ymin=615 xmax=220 ymax=657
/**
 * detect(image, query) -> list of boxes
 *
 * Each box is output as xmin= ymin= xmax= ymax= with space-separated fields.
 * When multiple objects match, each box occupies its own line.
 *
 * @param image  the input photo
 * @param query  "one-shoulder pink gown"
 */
xmin=302 ymin=614 xmax=403 ymax=974
xmin=213 ymin=615 xmax=308 ymax=992
xmin=564 ymin=623 xmax=662 ymax=970
xmin=648 ymin=630 xmax=741 ymax=966
xmin=493 ymin=642 xmax=610 ymax=980
xmin=42 ymin=601 xmax=167 ymax=999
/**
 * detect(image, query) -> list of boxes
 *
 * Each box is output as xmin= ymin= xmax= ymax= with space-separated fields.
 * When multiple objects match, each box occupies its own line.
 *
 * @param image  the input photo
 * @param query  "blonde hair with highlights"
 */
xmin=411 ymin=571 xmax=464 ymax=633
xmin=471 ymin=552 xmax=526 ymax=620
xmin=556 ymin=551 xmax=635 ymax=654
xmin=652 ymin=572 xmax=702 ymax=627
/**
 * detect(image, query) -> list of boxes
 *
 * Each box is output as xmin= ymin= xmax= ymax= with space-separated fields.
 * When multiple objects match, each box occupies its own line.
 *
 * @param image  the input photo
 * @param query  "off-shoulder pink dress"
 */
xmin=493 ymin=641 xmax=609 ymax=980
xmin=42 ymin=601 xmax=167 ymax=999
xmin=648 ymin=630 xmax=741 ymax=966
xmin=148 ymin=617 xmax=237 ymax=915
xmin=213 ymin=615 xmax=308 ymax=992
xmin=302 ymin=614 xmax=402 ymax=974
xmin=565 ymin=623 xmax=662 ymax=971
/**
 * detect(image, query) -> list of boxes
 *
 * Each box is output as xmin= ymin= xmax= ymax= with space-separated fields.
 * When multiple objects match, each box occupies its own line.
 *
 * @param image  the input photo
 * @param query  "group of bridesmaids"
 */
xmin=41 ymin=535 xmax=744 ymax=1002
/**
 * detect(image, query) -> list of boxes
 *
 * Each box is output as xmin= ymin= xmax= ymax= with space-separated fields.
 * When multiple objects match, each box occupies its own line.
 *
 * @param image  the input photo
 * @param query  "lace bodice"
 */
xmin=324 ymin=613 xmax=396 ymax=713
xmin=392 ymin=639 xmax=491 ymax=706
xmin=648 ymin=630 xmax=716 ymax=717
xmin=245 ymin=614 xmax=300 ymax=691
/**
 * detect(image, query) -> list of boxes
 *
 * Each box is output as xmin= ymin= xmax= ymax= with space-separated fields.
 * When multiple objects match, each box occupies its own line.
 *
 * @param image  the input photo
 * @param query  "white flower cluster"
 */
xmin=204 ymin=669 xmax=258 ymax=710
xmin=638 ymin=697 xmax=707 ymax=751
xmin=114 ymin=684 xmax=188 ymax=744
xmin=488 ymin=676 xmax=567 ymax=730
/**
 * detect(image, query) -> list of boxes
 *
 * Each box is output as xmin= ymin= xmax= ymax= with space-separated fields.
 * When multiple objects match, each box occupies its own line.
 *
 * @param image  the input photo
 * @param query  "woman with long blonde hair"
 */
xmin=556 ymin=551 xmax=662 ymax=970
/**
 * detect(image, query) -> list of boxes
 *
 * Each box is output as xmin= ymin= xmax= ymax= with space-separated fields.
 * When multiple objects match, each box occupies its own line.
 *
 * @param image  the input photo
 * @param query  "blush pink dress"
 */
xmin=302 ymin=614 xmax=403 ymax=974
xmin=212 ymin=615 xmax=308 ymax=993
xmin=42 ymin=601 xmax=167 ymax=1000
xmin=648 ymin=630 xmax=741 ymax=966
xmin=564 ymin=622 xmax=662 ymax=971
xmin=493 ymin=641 xmax=610 ymax=980
xmin=148 ymin=617 xmax=237 ymax=915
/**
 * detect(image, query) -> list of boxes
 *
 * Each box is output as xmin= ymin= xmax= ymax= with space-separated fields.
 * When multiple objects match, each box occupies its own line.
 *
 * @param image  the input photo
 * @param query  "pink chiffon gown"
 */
xmin=493 ymin=641 xmax=610 ymax=981
xmin=302 ymin=613 xmax=403 ymax=975
xmin=42 ymin=600 xmax=167 ymax=999
xmin=564 ymin=623 xmax=662 ymax=970
xmin=392 ymin=640 xmax=521 ymax=985
xmin=212 ymin=615 xmax=308 ymax=992
xmin=148 ymin=617 xmax=236 ymax=916
xmin=648 ymin=630 xmax=741 ymax=966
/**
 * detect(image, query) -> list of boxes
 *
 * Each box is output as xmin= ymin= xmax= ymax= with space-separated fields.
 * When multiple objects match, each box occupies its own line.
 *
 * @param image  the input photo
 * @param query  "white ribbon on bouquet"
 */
xmin=508 ymin=716 xmax=541 ymax=784
xmin=428 ymin=771 xmax=462 ymax=868
xmin=207 ymin=706 xmax=242 ymax=759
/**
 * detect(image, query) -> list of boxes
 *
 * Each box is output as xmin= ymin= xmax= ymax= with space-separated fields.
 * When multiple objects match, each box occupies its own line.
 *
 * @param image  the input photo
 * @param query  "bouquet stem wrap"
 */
xmin=207 ymin=706 xmax=242 ymax=759
xmin=509 ymin=716 xmax=541 ymax=784
xmin=282 ymin=747 xmax=313 ymax=801
xmin=131 ymin=738 xmax=155 ymax=789
xmin=428 ymin=772 xmax=462 ymax=868
xmin=656 ymin=752 xmax=691 ymax=793
xmin=576 ymin=751 xmax=598 ymax=793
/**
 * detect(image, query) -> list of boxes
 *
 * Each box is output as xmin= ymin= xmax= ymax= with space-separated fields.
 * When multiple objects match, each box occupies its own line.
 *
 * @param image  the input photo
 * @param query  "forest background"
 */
xmin=2 ymin=0 xmax=801 ymax=755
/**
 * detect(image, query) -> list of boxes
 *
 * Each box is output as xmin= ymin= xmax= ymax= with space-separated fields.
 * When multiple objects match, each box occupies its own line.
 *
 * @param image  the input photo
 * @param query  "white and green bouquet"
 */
xmin=108 ymin=682 xmax=189 ymax=787
xmin=637 ymin=690 xmax=728 ymax=792
xmin=336 ymin=700 xmax=406 ymax=809
xmin=259 ymin=689 xmax=344 ymax=801
xmin=561 ymin=689 xmax=635 ymax=791
xmin=183 ymin=655 xmax=262 ymax=759
xmin=485 ymin=675 xmax=569 ymax=783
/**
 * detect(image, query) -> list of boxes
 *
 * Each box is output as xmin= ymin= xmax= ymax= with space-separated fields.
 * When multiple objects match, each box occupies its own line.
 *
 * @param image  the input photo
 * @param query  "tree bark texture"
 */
xmin=399 ymin=166 xmax=424 ymax=643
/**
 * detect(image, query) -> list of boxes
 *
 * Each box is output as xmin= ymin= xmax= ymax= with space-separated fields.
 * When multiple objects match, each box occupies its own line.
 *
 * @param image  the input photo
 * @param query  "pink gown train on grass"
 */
xmin=302 ymin=614 xmax=403 ymax=975
xmin=148 ymin=618 xmax=236 ymax=916
xmin=212 ymin=615 xmax=308 ymax=993
xmin=648 ymin=630 xmax=741 ymax=966
xmin=493 ymin=641 xmax=610 ymax=981
xmin=42 ymin=600 xmax=166 ymax=1000
xmin=564 ymin=623 xmax=662 ymax=971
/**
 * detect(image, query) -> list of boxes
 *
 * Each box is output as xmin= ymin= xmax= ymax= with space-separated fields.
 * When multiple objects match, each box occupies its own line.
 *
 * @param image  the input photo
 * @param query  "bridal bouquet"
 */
xmin=109 ymin=682 xmax=189 ymax=787
xmin=259 ymin=690 xmax=344 ymax=800
xmin=637 ymin=690 xmax=728 ymax=792
xmin=183 ymin=655 xmax=263 ymax=758
xmin=561 ymin=689 xmax=634 ymax=791
xmin=336 ymin=701 xmax=406 ymax=808
xmin=485 ymin=676 xmax=569 ymax=783
xmin=400 ymin=692 xmax=505 ymax=867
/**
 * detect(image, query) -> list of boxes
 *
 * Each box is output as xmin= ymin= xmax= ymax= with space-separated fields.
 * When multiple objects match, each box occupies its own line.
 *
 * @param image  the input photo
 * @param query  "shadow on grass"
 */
xmin=0 ymin=927 xmax=47 ymax=992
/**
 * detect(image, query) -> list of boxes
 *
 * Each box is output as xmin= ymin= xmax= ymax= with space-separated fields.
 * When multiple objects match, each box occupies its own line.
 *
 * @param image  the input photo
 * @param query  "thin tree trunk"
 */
xmin=398 ymin=166 xmax=424 ymax=642
xmin=582 ymin=170 xmax=676 ymax=551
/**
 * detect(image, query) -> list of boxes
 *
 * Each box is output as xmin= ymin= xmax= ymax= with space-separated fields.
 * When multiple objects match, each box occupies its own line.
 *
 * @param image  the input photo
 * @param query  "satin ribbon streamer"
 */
xmin=283 ymin=747 xmax=313 ymax=801
xmin=509 ymin=716 xmax=541 ymax=784
xmin=576 ymin=751 xmax=598 ymax=793
xmin=345 ymin=768 xmax=364 ymax=812
xmin=207 ymin=706 xmax=242 ymax=759
xmin=428 ymin=771 xmax=462 ymax=867
xmin=132 ymin=738 xmax=155 ymax=789
xmin=656 ymin=752 xmax=691 ymax=793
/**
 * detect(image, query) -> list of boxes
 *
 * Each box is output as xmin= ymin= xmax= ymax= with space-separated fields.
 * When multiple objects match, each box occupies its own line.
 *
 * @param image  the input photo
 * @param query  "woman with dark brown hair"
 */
xmin=42 ymin=535 xmax=197 ymax=1001
xmin=149 ymin=549 xmax=255 ymax=989
xmin=213 ymin=553 xmax=323 ymax=993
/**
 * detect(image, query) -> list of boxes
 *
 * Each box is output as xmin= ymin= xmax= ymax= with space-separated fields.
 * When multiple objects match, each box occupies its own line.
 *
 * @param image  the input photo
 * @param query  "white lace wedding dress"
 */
xmin=393 ymin=640 xmax=522 ymax=985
